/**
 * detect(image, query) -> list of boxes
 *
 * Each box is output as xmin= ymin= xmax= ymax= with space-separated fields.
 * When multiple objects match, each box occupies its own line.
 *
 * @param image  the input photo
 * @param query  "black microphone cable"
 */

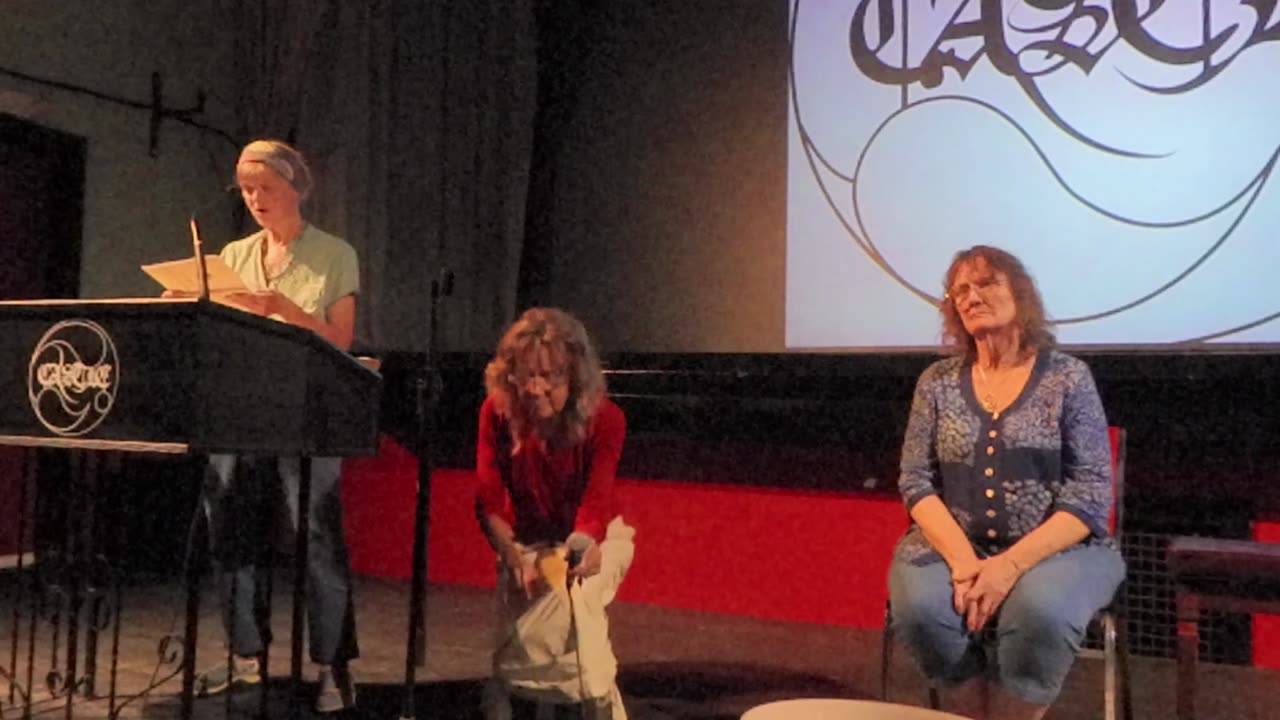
xmin=564 ymin=533 xmax=593 ymax=720
xmin=566 ymin=564 xmax=588 ymax=720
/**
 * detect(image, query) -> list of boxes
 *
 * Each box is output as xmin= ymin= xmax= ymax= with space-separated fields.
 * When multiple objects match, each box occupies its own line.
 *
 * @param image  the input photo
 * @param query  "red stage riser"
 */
xmin=342 ymin=436 xmax=1280 ymax=662
xmin=342 ymin=436 xmax=906 ymax=628
xmin=1253 ymin=517 xmax=1280 ymax=670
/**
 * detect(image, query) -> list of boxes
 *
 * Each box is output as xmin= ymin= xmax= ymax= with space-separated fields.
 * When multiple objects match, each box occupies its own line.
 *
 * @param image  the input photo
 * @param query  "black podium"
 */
xmin=0 ymin=297 xmax=380 ymax=719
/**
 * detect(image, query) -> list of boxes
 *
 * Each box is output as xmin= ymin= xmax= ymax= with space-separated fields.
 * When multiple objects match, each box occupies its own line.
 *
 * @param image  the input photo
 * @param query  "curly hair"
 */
xmin=940 ymin=245 xmax=1055 ymax=361
xmin=483 ymin=307 xmax=606 ymax=450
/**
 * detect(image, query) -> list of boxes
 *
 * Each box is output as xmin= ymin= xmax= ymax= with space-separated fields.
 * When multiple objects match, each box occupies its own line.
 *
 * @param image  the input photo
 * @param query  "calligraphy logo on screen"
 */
xmin=848 ymin=2 xmax=1275 ymax=127
xmin=27 ymin=320 xmax=120 ymax=437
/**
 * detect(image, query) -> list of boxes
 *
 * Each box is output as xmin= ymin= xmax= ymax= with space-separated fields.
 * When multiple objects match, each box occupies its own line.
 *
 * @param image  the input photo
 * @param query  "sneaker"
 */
xmin=314 ymin=664 xmax=357 ymax=713
xmin=195 ymin=654 xmax=261 ymax=697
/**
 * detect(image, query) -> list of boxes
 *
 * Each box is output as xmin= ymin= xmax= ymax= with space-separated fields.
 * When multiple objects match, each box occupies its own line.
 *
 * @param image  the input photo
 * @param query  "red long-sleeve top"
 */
xmin=475 ymin=396 xmax=626 ymax=544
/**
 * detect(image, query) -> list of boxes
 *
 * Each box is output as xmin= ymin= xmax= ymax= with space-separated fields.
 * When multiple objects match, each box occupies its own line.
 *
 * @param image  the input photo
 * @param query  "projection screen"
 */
xmin=787 ymin=1 xmax=1280 ymax=350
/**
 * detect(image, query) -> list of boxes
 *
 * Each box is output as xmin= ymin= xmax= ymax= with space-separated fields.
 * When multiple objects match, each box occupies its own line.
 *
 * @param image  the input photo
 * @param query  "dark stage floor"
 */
xmin=0 ymin=574 xmax=1277 ymax=719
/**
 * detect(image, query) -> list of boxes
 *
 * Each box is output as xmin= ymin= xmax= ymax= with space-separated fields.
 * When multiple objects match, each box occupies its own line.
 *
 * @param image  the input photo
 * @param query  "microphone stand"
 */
xmin=176 ymin=212 xmax=214 ymax=720
xmin=399 ymin=269 xmax=453 ymax=720
xmin=186 ymin=184 xmax=240 ymax=301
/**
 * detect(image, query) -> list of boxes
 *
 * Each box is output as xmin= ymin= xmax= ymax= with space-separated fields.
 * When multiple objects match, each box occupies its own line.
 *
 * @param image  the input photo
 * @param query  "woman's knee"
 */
xmin=994 ymin=636 xmax=1076 ymax=706
xmin=888 ymin=561 xmax=954 ymax=634
xmin=1001 ymin=592 xmax=1088 ymax=652
xmin=888 ymin=562 xmax=979 ymax=682
xmin=889 ymin=595 xmax=947 ymax=640
xmin=994 ymin=601 xmax=1085 ymax=704
xmin=1001 ymin=562 xmax=1105 ymax=652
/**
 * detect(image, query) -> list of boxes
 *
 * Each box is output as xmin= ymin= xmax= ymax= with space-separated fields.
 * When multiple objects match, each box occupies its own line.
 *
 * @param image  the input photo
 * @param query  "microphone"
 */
xmin=431 ymin=268 xmax=455 ymax=300
xmin=565 ymin=532 xmax=592 ymax=586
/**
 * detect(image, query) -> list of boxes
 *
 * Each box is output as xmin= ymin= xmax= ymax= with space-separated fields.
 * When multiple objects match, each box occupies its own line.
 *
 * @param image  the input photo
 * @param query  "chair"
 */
xmin=1166 ymin=535 xmax=1280 ymax=720
xmin=880 ymin=427 xmax=1132 ymax=720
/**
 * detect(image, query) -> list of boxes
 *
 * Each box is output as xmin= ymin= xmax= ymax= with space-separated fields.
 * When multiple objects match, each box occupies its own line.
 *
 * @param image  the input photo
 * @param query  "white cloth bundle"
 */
xmin=481 ymin=516 xmax=636 ymax=720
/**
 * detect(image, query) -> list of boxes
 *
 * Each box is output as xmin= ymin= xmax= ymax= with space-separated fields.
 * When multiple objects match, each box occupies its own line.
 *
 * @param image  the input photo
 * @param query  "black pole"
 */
xmin=258 ymin=510 xmax=276 ymax=720
xmin=106 ymin=555 xmax=122 ymax=718
xmin=229 ymin=571 xmax=241 ymax=720
xmin=23 ymin=581 xmax=35 ymax=720
xmin=8 ymin=449 xmax=33 ymax=706
xmin=289 ymin=459 xmax=312 ymax=720
xmin=399 ymin=269 xmax=453 ymax=720
xmin=82 ymin=452 xmax=101 ymax=699
xmin=400 ymin=3 xmax=453 ymax=714
xmin=397 ymin=374 xmax=433 ymax=720
xmin=62 ymin=451 xmax=89 ymax=720
xmin=179 ymin=458 xmax=207 ymax=720
xmin=23 ymin=451 xmax=43 ymax=720
xmin=105 ymin=452 xmax=124 ymax=719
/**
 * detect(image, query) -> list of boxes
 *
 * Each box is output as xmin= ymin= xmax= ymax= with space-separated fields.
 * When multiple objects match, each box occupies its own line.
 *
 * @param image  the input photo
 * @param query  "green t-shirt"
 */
xmin=219 ymin=224 xmax=359 ymax=321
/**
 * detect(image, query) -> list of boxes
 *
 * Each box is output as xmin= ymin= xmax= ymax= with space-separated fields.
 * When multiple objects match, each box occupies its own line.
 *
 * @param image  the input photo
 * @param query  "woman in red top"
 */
xmin=476 ymin=307 xmax=635 ymax=720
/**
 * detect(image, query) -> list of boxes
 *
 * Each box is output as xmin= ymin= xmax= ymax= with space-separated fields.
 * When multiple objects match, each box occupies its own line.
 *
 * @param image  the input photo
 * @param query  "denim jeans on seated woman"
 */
xmin=888 ymin=544 xmax=1124 ymax=705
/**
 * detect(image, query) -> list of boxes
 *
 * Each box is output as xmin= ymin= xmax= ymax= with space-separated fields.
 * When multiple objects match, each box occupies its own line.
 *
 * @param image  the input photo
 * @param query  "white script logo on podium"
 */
xmin=27 ymin=320 xmax=120 ymax=437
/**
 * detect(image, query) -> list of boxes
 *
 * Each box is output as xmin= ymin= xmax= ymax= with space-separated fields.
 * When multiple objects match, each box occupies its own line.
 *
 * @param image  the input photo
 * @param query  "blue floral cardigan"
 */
xmin=895 ymin=350 xmax=1117 ymax=565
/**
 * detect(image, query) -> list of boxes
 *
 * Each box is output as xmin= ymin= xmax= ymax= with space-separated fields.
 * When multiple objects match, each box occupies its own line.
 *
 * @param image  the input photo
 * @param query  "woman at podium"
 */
xmin=475 ymin=308 xmax=637 ymax=720
xmin=193 ymin=139 xmax=361 ymax=714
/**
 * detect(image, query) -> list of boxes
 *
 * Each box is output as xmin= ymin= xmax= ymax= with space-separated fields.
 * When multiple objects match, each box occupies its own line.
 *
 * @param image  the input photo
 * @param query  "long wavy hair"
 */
xmin=940 ymin=245 xmax=1055 ymax=361
xmin=483 ymin=307 xmax=606 ymax=450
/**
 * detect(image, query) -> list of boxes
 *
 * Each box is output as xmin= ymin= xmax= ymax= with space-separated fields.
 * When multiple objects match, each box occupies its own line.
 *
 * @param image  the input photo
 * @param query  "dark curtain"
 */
xmin=223 ymin=0 xmax=538 ymax=352
xmin=517 ymin=0 xmax=602 ymax=312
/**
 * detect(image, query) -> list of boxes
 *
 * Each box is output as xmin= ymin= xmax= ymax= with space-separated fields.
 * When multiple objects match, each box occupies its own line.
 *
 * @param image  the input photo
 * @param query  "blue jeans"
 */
xmin=888 ymin=545 xmax=1124 ymax=705
xmin=203 ymin=454 xmax=359 ymax=664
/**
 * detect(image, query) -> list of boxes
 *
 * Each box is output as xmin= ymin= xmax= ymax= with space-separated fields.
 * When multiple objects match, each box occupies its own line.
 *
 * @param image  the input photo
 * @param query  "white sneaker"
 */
xmin=314 ymin=664 xmax=357 ymax=713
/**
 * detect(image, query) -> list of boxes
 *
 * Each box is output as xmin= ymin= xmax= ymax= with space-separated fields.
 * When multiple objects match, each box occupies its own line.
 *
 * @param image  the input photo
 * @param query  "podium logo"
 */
xmin=27 ymin=320 xmax=120 ymax=437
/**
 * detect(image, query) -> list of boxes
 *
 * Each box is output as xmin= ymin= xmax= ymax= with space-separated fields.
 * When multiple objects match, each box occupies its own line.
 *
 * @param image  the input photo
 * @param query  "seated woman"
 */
xmin=474 ymin=307 xmax=635 ymax=720
xmin=889 ymin=246 xmax=1125 ymax=720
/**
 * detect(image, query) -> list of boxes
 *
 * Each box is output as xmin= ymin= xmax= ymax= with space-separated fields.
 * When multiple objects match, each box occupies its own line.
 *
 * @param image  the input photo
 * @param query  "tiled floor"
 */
xmin=1 ymin=574 xmax=1277 ymax=719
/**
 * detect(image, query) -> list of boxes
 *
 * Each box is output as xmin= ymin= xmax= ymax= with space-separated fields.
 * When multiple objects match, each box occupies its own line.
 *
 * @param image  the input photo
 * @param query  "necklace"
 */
xmin=262 ymin=244 xmax=294 ymax=283
xmin=261 ymin=225 xmax=304 ymax=284
xmin=974 ymin=361 xmax=1026 ymax=418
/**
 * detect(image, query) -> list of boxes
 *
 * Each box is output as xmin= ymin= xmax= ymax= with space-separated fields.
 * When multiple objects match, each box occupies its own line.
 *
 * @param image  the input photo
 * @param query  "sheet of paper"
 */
xmin=142 ymin=255 xmax=260 ymax=313
xmin=141 ymin=255 xmax=247 ymax=294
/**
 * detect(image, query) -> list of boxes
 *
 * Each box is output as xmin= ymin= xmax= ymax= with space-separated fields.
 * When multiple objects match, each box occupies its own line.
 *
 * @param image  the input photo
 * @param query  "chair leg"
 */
xmin=1175 ymin=591 xmax=1200 ymax=720
xmin=881 ymin=604 xmax=894 ymax=701
xmin=1102 ymin=611 xmax=1117 ymax=720
xmin=1117 ymin=608 xmax=1134 ymax=720
xmin=927 ymin=686 xmax=940 ymax=710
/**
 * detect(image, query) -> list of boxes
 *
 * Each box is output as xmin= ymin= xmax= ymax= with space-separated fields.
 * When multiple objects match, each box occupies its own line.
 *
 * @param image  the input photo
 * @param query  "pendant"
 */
xmin=982 ymin=393 xmax=999 ymax=420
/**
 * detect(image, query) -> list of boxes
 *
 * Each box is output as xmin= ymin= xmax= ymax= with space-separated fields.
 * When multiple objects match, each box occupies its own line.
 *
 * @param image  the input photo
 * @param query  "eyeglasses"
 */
xmin=507 ymin=369 xmax=569 ymax=389
xmin=945 ymin=274 xmax=1005 ymax=305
